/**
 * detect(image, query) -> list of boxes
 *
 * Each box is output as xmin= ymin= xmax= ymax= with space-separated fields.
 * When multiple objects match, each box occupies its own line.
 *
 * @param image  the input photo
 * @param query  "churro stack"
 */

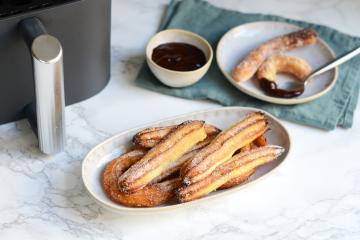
xmin=102 ymin=112 xmax=284 ymax=207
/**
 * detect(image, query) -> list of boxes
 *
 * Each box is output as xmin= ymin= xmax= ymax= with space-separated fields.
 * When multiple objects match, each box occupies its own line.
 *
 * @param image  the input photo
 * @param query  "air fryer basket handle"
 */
xmin=19 ymin=18 xmax=66 ymax=155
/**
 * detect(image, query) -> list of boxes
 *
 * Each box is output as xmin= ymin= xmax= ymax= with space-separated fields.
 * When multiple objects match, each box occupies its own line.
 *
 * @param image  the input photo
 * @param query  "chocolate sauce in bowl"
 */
xmin=259 ymin=78 xmax=304 ymax=98
xmin=151 ymin=42 xmax=207 ymax=71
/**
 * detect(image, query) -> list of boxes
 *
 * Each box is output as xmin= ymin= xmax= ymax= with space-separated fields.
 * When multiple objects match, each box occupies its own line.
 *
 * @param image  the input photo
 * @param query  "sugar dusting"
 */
xmin=185 ymin=112 xmax=267 ymax=181
xmin=119 ymin=120 xmax=206 ymax=190
xmin=233 ymin=29 xmax=317 ymax=82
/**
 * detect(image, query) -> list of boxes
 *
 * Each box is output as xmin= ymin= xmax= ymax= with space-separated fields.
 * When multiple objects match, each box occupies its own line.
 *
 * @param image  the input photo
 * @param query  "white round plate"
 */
xmin=82 ymin=107 xmax=291 ymax=215
xmin=216 ymin=21 xmax=338 ymax=105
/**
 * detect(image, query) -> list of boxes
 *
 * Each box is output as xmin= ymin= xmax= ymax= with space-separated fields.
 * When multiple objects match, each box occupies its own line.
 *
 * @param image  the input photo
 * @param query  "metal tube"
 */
xmin=19 ymin=18 xmax=66 ymax=154
xmin=32 ymin=35 xmax=65 ymax=154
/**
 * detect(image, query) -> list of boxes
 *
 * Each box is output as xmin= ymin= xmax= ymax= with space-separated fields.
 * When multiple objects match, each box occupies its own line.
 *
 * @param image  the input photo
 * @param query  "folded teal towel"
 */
xmin=135 ymin=0 xmax=360 ymax=130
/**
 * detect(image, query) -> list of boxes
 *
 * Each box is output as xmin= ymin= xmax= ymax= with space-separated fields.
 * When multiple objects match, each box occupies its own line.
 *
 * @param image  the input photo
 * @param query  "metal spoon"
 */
xmin=284 ymin=46 xmax=360 ymax=91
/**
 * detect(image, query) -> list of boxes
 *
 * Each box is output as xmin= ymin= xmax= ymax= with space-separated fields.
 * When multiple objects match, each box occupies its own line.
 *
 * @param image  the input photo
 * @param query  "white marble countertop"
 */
xmin=1 ymin=0 xmax=360 ymax=239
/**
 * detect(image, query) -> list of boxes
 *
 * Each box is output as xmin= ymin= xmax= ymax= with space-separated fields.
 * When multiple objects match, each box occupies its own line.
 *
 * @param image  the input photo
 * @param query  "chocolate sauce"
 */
xmin=152 ymin=42 xmax=206 ymax=71
xmin=259 ymin=78 xmax=304 ymax=98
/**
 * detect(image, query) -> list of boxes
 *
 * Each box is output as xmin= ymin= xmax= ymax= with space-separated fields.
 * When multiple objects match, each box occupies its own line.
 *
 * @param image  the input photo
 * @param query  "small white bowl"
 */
xmin=146 ymin=29 xmax=213 ymax=88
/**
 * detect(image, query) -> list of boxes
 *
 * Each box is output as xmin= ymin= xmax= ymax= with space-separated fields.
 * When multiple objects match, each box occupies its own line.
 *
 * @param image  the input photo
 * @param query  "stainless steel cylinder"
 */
xmin=31 ymin=35 xmax=66 ymax=154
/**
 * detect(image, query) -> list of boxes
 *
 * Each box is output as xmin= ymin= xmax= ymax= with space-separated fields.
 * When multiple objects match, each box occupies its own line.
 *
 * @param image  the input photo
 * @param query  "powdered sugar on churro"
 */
xmin=232 ymin=29 xmax=317 ymax=82
xmin=183 ymin=112 xmax=268 ymax=184
xmin=118 ymin=120 xmax=206 ymax=192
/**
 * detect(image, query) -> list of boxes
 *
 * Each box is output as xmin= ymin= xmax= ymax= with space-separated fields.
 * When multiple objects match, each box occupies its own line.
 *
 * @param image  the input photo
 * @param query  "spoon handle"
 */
xmin=309 ymin=46 xmax=360 ymax=79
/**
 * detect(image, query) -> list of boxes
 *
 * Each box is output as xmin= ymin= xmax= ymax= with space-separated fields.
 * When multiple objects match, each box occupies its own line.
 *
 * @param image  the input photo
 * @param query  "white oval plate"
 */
xmin=82 ymin=107 xmax=291 ymax=215
xmin=216 ymin=21 xmax=338 ymax=105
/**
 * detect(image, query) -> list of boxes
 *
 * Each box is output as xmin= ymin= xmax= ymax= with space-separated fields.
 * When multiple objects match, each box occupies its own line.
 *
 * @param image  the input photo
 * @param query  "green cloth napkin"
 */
xmin=135 ymin=0 xmax=360 ymax=130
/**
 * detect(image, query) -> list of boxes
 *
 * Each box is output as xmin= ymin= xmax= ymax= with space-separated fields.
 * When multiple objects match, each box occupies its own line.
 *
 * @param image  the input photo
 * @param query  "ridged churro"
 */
xmin=177 ymin=145 xmax=284 ymax=202
xmin=256 ymin=55 xmax=311 ymax=82
xmin=118 ymin=120 xmax=207 ymax=193
xmin=151 ymin=149 xmax=199 ymax=184
xmin=151 ymin=132 xmax=218 ymax=183
xmin=113 ymin=149 xmax=147 ymax=178
xmin=217 ymin=168 xmax=255 ymax=190
xmin=103 ymin=157 xmax=181 ymax=207
xmin=182 ymin=112 xmax=269 ymax=185
xmin=232 ymin=29 xmax=317 ymax=82
xmin=133 ymin=123 xmax=220 ymax=148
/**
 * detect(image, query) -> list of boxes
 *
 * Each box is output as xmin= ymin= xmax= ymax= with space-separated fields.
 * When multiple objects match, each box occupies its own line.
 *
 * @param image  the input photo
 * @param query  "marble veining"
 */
xmin=0 ymin=0 xmax=359 ymax=239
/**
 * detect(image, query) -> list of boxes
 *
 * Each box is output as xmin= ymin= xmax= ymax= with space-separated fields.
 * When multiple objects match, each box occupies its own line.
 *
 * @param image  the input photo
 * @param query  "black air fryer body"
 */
xmin=0 ymin=0 xmax=111 ymax=125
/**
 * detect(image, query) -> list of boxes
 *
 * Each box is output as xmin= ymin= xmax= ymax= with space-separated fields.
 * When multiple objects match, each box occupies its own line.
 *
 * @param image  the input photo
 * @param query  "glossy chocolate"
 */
xmin=259 ymin=78 xmax=304 ymax=98
xmin=152 ymin=42 xmax=206 ymax=71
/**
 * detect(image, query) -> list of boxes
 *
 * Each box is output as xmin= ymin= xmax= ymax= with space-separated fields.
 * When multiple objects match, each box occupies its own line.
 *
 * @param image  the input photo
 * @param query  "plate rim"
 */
xmin=82 ymin=106 xmax=292 ymax=214
xmin=216 ymin=21 xmax=338 ymax=105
